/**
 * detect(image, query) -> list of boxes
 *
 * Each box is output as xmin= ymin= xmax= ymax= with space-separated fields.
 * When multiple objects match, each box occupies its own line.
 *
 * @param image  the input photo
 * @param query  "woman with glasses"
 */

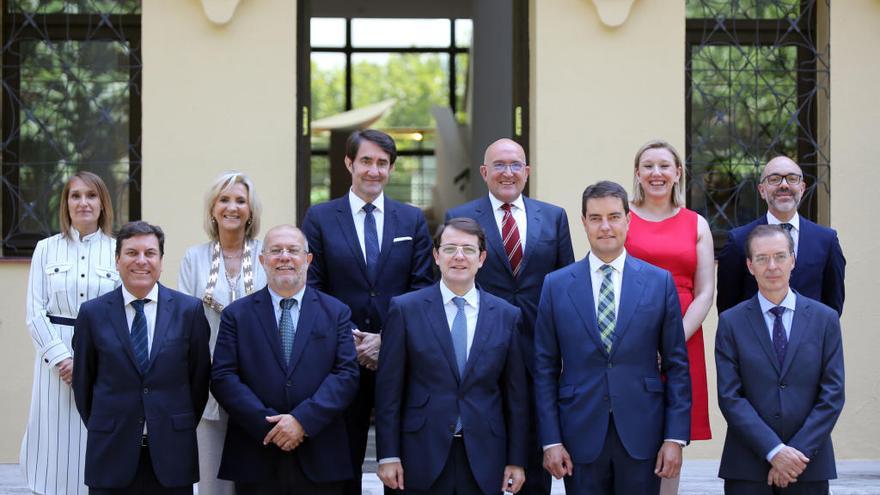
xmin=22 ymin=171 xmax=118 ymax=495
xmin=624 ymin=140 xmax=715 ymax=495
xmin=178 ymin=171 xmax=267 ymax=495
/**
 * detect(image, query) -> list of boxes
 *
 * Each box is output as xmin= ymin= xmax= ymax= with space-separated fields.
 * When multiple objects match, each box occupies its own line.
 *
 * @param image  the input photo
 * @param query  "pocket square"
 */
xmin=393 ymin=236 xmax=413 ymax=242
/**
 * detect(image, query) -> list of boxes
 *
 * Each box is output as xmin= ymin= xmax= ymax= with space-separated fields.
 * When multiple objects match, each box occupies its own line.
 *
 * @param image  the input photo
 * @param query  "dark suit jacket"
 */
xmin=211 ymin=286 xmax=360 ymax=483
xmin=534 ymin=256 xmax=691 ymax=463
xmin=375 ymin=285 xmax=528 ymax=494
xmin=717 ymin=216 xmax=846 ymax=315
xmin=445 ymin=196 xmax=575 ymax=373
xmin=715 ymin=294 xmax=844 ymax=482
xmin=302 ymin=195 xmax=434 ymax=333
xmin=73 ymin=284 xmax=211 ymax=488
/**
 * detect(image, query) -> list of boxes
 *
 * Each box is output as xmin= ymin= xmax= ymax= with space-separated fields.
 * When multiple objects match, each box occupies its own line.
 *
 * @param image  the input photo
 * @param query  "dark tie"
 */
xmin=363 ymin=203 xmax=380 ymax=278
xmin=780 ymin=223 xmax=793 ymax=233
xmin=597 ymin=265 xmax=616 ymax=353
xmin=500 ymin=203 xmax=523 ymax=277
xmin=451 ymin=297 xmax=468 ymax=434
xmin=130 ymin=299 xmax=150 ymax=372
xmin=770 ymin=306 xmax=788 ymax=366
xmin=280 ymin=298 xmax=298 ymax=362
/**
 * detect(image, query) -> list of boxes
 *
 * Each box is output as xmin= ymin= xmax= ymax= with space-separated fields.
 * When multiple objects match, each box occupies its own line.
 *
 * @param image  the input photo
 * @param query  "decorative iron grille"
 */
xmin=685 ymin=0 xmax=829 ymax=248
xmin=1 ymin=0 xmax=141 ymax=256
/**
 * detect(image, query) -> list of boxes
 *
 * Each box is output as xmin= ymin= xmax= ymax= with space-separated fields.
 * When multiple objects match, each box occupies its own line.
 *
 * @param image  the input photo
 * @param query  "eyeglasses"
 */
xmin=438 ymin=244 xmax=480 ymax=257
xmin=490 ymin=162 xmax=526 ymax=173
xmin=762 ymin=173 xmax=803 ymax=186
xmin=265 ymin=247 xmax=307 ymax=257
xmin=751 ymin=252 xmax=792 ymax=266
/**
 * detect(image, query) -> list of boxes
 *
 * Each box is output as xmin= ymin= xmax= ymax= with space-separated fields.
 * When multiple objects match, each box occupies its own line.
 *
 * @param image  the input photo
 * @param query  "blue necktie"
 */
xmin=597 ymin=265 xmax=616 ymax=353
xmin=451 ymin=296 xmax=468 ymax=434
xmin=770 ymin=306 xmax=788 ymax=366
xmin=363 ymin=203 xmax=380 ymax=279
xmin=130 ymin=299 xmax=150 ymax=372
xmin=280 ymin=298 xmax=298 ymax=362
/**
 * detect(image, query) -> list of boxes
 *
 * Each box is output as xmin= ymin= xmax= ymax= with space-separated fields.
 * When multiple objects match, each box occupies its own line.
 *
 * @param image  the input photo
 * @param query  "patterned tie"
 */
xmin=130 ymin=299 xmax=150 ymax=372
xmin=501 ymin=203 xmax=523 ymax=277
xmin=780 ymin=223 xmax=793 ymax=233
xmin=363 ymin=203 xmax=380 ymax=279
xmin=770 ymin=306 xmax=788 ymax=366
xmin=597 ymin=265 xmax=616 ymax=353
xmin=279 ymin=298 xmax=298 ymax=362
xmin=451 ymin=297 xmax=468 ymax=434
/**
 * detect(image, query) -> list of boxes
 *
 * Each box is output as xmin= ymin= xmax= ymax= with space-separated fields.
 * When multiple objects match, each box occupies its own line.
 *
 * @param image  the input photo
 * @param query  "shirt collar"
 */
xmin=349 ymin=189 xmax=385 ymax=214
xmin=757 ymin=288 xmax=797 ymax=315
xmin=766 ymin=211 xmax=800 ymax=232
xmin=69 ymin=227 xmax=103 ymax=243
xmin=122 ymin=283 xmax=159 ymax=306
xmin=439 ymin=280 xmax=479 ymax=308
xmin=268 ymin=284 xmax=306 ymax=309
xmin=488 ymin=193 xmax=525 ymax=212
xmin=588 ymin=249 xmax=627 ymax=274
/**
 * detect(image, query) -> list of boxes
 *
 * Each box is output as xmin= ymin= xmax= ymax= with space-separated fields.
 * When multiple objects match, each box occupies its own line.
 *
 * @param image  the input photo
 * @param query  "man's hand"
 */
xmin=501 ymin=465 xmax=525 ymax=493
xmin=353 ymin=329 xmax=380 ymax=370
xmin=767 ymin=466 xmax=797 ymax=488
xmin=654 ymin=441 xmax=683 ymax=478
xmin=543 ymin=445 xmax=573 ymax=479
xmin=770 ymin=446 xmax=809 ymax=481
xmin=263 ymin=414 xmax=305 ymax=451
xmin=56 ymin=358 xmax=73 ymax=385
xmin=378 ymin=461 xmax=405 ymax=490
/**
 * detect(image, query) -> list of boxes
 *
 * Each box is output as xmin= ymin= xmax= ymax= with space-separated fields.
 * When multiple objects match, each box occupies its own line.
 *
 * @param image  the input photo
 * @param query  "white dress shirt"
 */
xmin=488 ymin=193 xmax=527 ymax=252
xmin=757 ymin=288 xmax=797 ymax=462
xmin=587 ymin=250 xmax=626 ymax=318
xmin=767 ymin=211 xmax=800 ymax=256
xmin=349 ymin=189 xmax=385 ymax=261
xmin=122 ymin=283 xmax=159 ymax=355
xmin=439 ymin=280 xmax=480 ymax=356
xmin=267 ymin=285 xmax=306 ymax=329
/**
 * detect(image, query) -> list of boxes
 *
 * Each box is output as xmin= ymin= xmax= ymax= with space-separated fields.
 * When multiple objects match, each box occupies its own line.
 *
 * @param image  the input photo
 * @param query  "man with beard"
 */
xmin=717 ymin=156 xmax=846 ymax=315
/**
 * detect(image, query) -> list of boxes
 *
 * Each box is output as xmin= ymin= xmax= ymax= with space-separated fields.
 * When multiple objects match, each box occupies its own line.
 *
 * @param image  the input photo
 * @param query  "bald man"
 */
xmin=717 ymin=156 xmax=846 ymax=315
xmin=445 ymin=138 xmax=574 ymax=494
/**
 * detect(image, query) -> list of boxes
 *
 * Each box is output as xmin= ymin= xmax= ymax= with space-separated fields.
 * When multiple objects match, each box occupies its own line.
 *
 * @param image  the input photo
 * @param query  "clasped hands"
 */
xmin=768 ymin=446 xmax=810 ymax=488
xmin=263 ymin=414 xmax=305 ymax=451
xmin=353 ymin=329 xmax=380 ymax=370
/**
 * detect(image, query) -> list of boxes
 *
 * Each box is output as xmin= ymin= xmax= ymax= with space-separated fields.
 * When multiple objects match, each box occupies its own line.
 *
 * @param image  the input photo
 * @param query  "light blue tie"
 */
xmin=451 ymin=296 xmax=468 ymax=434
xmin=363 ymin=203 xmax=380 ymax=280
xmin=279 ymin=298 xmax=298 ymax=362
xmin=130 ymin=299 xmax=150 ymax=372
xmin=597 ymin=265 xmax=616 ymax=353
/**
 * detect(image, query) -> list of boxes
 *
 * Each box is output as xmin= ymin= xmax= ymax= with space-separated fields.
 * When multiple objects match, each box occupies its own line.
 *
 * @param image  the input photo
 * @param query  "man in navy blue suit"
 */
xmin=716 ymin=225 xmax=844 ymax=495
xmin=717 ymin=156 xmax=845 ymax=315
xmin=375 ymin=217 xmax=528 ymax=494
xmin=445 ymin=138 xmax=574 ymax=494
xmin=534 ymin=181 xmax=691 ymax=495
xmin=302 ymin=129 xmax=434 ymax=494
xmin=211 ymin=225 xmax=360 ymax=494
xmin=73 ymin=221 xmax=211 ymax=494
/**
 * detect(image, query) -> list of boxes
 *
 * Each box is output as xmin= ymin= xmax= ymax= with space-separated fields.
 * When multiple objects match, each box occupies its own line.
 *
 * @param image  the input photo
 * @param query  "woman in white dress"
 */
xmin=21 ymin=171 xmax=119 ymax=495
xmin=178 ymin=172 xmax=266 ymax=495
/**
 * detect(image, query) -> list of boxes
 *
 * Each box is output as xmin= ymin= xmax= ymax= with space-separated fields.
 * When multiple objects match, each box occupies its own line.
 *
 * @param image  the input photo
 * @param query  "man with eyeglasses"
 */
xmin=445 ymin=138 xmax=574 ymax=495
xmin=212 ymin=225 xmax=360 ymax=494
xmin=375 ymin=217 xmax=528 ymax=494
xmin=717 ymin=156 xmax=846 ymax=315
xmin=715 ymin=224 xmax=844 ymax=495
xmin=302 ymin=129 xmax=435 ymax=494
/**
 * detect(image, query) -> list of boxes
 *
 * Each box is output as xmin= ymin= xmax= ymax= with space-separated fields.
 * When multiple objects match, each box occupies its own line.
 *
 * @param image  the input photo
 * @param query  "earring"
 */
xmin=246 ymin=218 xmax=252 ymax=227
xmin=212 ymin=217 xmax=218 ymax=225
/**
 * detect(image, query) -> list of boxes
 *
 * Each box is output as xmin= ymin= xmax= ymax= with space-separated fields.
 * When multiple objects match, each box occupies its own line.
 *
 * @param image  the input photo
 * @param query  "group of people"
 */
xmin=20 ymin=129 xmax=845 ymax=495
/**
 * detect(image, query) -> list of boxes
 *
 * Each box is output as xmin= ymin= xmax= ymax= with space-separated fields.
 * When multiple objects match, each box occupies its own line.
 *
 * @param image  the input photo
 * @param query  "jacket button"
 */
xmin=779 ymin=383 xmax=787 ymax=389
xmin=139 ymin=417 xmax=145 ymax=424
xmin=81 ymin=274 xmax=85 ymax=278
xmin=365 ymin=318 xmax=371 ymax=325
xmin=143 ymin=387 xmax=149 ymax=394
xmin=773 ymin=413 xmax=781 ymax=419
xmin=370 ymin=291 xmax=377 ymax=297
xmin=54 ymin=268 xmax=59 ymax=273
xmin=448 ymin=424 xmax=456 ymax=433
xmin=607 ymin=362 xmax=613 ymax=368
xmin=286 ymin=381 xmax=292 ymax=387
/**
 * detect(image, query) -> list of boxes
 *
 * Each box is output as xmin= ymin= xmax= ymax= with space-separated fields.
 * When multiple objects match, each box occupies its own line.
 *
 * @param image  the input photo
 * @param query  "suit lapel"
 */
xmin=146 ymin=284 xmax=174 ymax=373
xmin=566 ymin=259 xmax=605 ymax=354
xmin=334 ymin=197 xmax=370 ymax=281
xmin=461 ymin=290 xmax=496 ymax=383
xmin=108 ymin=288 xmax=140 ymax=373
xmin=477 ymin=197 xmax=514 ymax=277
xmin=253 ymin=287 xmax=288 ymax=373
xmin=287 ymin=287 xmax=317 ymax=376
xmin=609 ymin=257 xmax=645 ymax=358
xmin=744 ymin=296 xmax=781 ymax=375
xmin=790 ymin=218 xmax=815 ymax=287
xmin=517 ymin=197 xmax=541 ymax=277
xmin=372 ymin=199 xmax=398 ymax=284
xmin=780 ymin=293 xmax=810 ymax=377
xmin=424 ymin=285 xmax=462 ymax=383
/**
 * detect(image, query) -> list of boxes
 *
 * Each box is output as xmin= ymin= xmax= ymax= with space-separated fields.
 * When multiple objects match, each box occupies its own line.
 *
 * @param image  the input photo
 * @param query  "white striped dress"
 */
xmin=20 ymin=229 xmax=118 ymax=495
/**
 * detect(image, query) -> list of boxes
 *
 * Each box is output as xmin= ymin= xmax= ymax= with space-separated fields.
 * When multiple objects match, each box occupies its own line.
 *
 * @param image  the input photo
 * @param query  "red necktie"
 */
xmin=501 ymin=203 xmax=523 ymax=277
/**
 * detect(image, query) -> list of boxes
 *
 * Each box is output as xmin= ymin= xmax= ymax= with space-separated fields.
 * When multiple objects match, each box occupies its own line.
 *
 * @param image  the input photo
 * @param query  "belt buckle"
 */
xmin=140 ymin=435 xmax=149 ymax=447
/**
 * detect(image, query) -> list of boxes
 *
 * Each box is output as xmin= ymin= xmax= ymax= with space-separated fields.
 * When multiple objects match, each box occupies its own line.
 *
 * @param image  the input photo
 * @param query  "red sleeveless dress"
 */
xmin=625 ymin=208 xmax=712 ymax=440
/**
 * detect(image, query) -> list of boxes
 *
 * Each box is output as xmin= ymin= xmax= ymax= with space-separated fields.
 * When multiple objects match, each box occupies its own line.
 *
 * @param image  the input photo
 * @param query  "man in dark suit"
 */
xmin=211 ymin=224 xmax=360 ymax=494
xmin=375 ymin=217 xmax=528 ymax=494
xmin=716 ymin=225 xmax=845 ymax=495
xmin=534 ymin=181 xmax=691 ymax=494
xmin=73 ymin=221 xmax=211 ymax=494
xmin=717 ymin=156 xmax=845 ymax=315
xmin=302 ymin=129 xmax=434 ymax=493
xmin=445 ymin=138 xmax=574 ymax=494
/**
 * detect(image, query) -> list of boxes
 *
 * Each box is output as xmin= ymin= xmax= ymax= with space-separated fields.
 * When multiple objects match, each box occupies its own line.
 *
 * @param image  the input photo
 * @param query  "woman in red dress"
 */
xmin=625 ymin=140 xmax=714 ymax=495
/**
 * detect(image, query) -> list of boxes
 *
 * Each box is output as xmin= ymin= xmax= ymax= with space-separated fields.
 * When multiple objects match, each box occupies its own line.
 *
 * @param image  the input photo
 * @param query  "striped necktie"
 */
xmin=501 ymin=203 xmax=523 ymax=276
xmin=597 ymin=265 xmax=616 ymax=353
xmin=280 ymin=298 xmax=298 ymax=362
xmin=130 ymin=299 xmax=150 ymax=371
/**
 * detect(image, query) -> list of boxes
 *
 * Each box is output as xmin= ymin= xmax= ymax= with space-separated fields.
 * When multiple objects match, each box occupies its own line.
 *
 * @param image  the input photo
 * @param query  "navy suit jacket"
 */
xmin=303 ymin=195 xmax=434 ymax=332
xmin=534 ymin=256 xmax=691 ymax=463
xmin=717 ymin=216 xmax=845 ymax=315
xmin=375 ymin=285 xmax=528 ymax=494
xmin=715 ymin=294 xmax=844 ymax=482
xmin=211 ymin=286 xmax=360 ymax=483
xmin=73 ymin=284 xmax=211 ymax=489
xmin=445 ymin=196 xmax=575 ymax=373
